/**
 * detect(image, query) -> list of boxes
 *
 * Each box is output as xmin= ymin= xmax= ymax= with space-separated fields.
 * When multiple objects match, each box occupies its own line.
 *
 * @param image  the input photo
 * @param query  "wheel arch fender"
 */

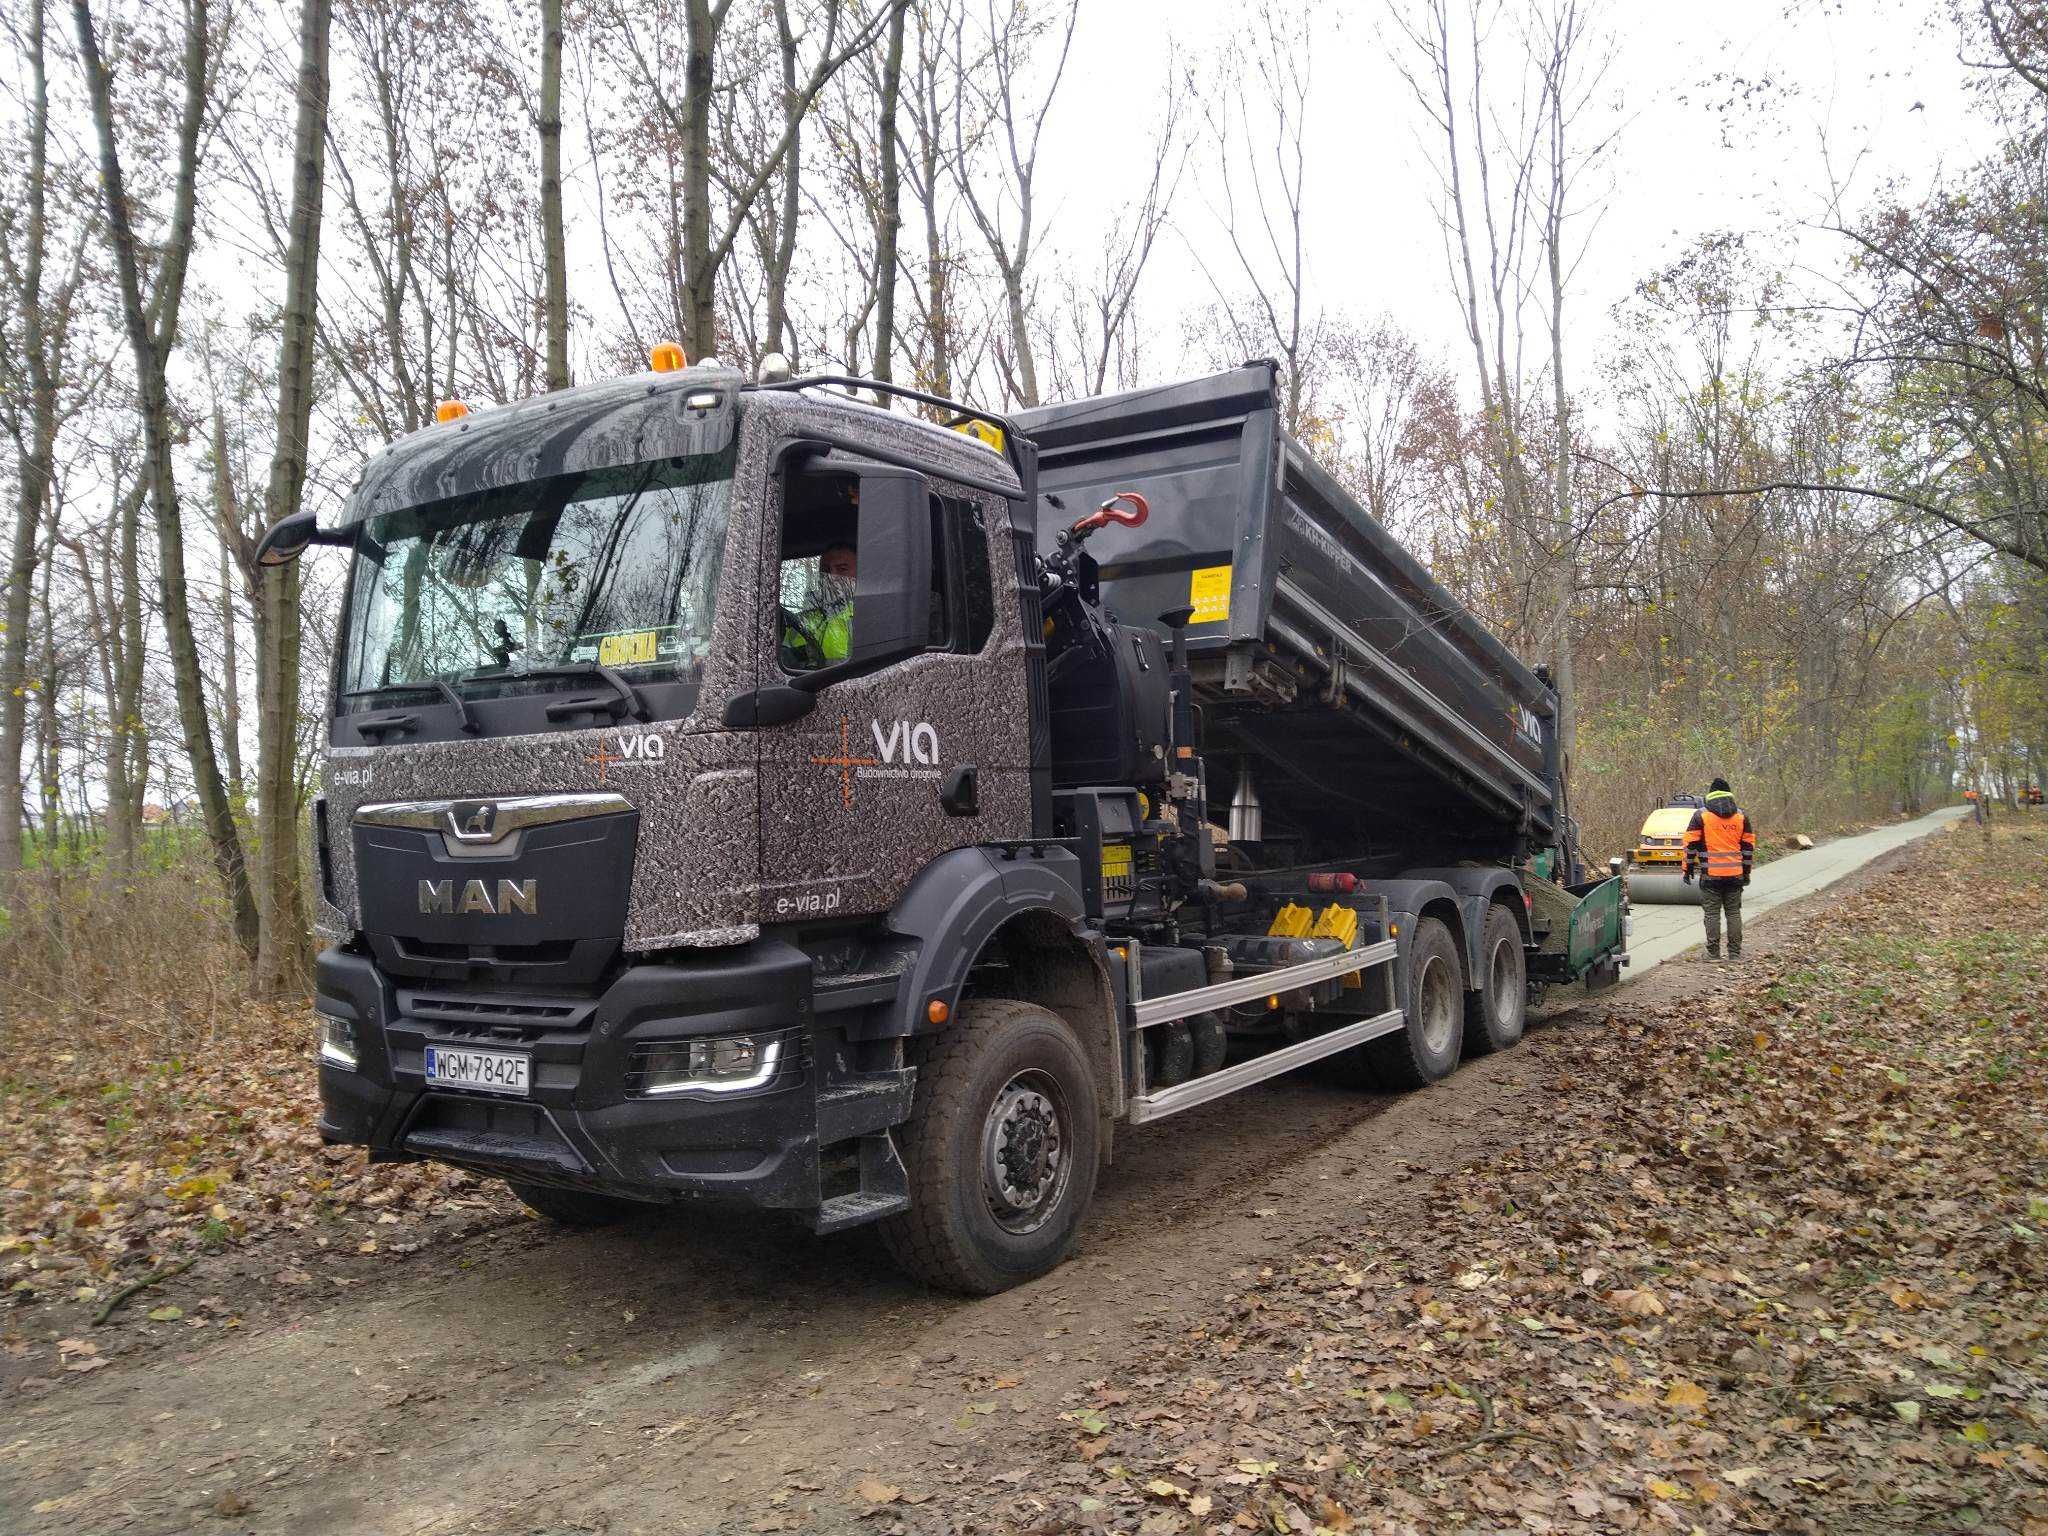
xmin=885 ymin=845 xmax=1123 ymax=1157
xmin=1364 ymin=876 xmax=1462 ymax=983
xmin=887 ymin=845 xmax=1090 ymax=1033
xmin=1383 ymin=870 xmax=1527 ymax=989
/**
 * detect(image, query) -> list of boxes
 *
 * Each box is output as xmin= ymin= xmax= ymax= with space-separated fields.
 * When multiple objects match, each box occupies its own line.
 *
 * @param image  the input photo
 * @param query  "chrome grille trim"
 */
xmin=354 ymin=793 xmax=631 ymax=841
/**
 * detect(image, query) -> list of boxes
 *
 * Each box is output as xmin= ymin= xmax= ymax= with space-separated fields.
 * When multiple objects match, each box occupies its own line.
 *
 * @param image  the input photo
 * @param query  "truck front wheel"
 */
xmin=880 ymin=999 xmax=1101 ymax=1295
xmin=1463 ymin=903 xmax=1527 ymax=1055
xmin=1364 ymin=915 xmax=1465 ymax=1089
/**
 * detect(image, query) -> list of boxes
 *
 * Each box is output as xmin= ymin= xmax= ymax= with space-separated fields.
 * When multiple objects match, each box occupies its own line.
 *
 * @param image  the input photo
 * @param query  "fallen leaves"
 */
xmin=891 ymin=826 xmax=2048 ymax=1536
xmin=1606 ymin=1286 xmax=1665 ymax=1317
xmin=1662 ymin=1378 xmax=1709 ymax=1409
xmin=2 ymin=993 xmax=512 ymax=1374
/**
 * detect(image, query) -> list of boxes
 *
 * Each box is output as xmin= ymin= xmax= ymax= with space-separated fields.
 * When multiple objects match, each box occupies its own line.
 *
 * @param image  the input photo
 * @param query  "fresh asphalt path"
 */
xmin=1621 ymin=804 xmax=1970 ymax=975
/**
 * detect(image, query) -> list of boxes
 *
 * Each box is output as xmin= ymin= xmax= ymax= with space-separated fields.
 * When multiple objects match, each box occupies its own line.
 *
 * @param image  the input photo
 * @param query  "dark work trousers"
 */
xmin=1701 ymin=878 xmax=1744 ymax=957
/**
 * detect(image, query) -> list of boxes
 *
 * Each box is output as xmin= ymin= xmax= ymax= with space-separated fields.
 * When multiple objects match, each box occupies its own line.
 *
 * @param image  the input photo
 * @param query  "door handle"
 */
xmin=940 ymin=764 xmax=978 ymax=817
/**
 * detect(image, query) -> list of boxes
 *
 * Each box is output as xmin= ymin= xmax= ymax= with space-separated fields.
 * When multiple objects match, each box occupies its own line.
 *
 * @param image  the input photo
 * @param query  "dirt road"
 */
xmin=1624 ymin=804 xmax=1967 ymax=969
xmin=0 ymin=818 xmax=1963 ymax=1536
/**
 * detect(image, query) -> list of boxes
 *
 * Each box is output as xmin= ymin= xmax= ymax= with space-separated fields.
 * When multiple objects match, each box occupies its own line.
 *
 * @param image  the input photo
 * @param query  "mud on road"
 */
xmin=0 ymin=839 xmax=1933 ymax=1536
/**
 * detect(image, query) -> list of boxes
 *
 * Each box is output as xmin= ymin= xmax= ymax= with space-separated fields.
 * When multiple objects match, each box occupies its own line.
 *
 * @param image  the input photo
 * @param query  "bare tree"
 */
xmin=1186 ymin=3 xmax=1319 ymax=436
xmin=248 ymin=0 xmax=333 ymax=997
xmin=1393 ymin=0 xmax=1612 ymax=756
xmin=73 ymin=0 xmax=261 ymax=956
xmin=870 ymin=0 xmax=908 ymax=381
xmin=1322 ymin=316 xmax=1458 ymax=526
xmin=539 ymin=0 xmax=570 ymax=389
xmin=598 ymin=0 xmax=894 ymax=362
xmin=1035 ymin=64 xmax=1186 ymax=402
xmin=946 ymin=0 xmax=1079 ymax=407
xmin=0 ymin=0 xmax=74 ymax=899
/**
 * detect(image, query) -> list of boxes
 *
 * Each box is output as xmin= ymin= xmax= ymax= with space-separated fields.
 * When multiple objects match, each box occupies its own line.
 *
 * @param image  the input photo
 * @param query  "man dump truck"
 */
xmin=257 ymin=357 xmax=1627 ymax=1295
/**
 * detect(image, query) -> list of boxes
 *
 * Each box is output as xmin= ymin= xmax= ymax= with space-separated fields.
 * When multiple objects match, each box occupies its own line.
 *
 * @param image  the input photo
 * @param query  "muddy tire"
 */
xmin=1363 ymin=916 xmax=1465 ymax=1089
xmin=880 ymin=999 xmax=1100 ymax=1295
xmin=508 ymin=1181 xmax=646 ymax=1227
xmin=1462 ymin=903 xmax=1527 ymax=1055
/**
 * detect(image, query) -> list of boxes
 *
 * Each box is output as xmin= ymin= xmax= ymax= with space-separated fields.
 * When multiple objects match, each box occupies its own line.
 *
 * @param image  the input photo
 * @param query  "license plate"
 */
xmin=424 ymin=1044 xmax=530 ymax=1097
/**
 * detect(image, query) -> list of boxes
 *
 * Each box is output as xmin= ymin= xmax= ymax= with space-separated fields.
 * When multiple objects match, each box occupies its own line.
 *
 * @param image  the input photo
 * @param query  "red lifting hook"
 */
xmin=1070 ymin=490 xmax=1149 ymax=537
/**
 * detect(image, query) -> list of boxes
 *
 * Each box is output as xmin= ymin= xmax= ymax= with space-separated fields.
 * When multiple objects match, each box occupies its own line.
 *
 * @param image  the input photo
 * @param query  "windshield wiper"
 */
xmin=491 ymin=662 xmax=651 ymax=724
xmin=342 ymin=678 xmax=483 ymax=736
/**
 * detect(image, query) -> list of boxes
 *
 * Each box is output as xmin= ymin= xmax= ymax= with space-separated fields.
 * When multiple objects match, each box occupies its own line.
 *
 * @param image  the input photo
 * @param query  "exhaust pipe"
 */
xmin=1228 ymin=772 xmax=1262 ymax=843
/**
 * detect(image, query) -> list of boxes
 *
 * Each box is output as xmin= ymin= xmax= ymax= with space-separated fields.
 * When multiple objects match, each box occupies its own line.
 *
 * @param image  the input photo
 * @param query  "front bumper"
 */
xmin=314 ymin=942 xmax=913 ymax=1211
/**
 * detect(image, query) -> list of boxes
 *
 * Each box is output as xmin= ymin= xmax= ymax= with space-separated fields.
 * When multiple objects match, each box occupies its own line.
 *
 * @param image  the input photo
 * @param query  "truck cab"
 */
xmin=271 ymin=354 xmax=1625 ymax=1295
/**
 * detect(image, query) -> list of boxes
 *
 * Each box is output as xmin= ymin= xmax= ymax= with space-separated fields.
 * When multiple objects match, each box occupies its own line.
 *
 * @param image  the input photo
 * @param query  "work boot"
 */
xmin=1704 ymin=948 xmax=1721 ymax=962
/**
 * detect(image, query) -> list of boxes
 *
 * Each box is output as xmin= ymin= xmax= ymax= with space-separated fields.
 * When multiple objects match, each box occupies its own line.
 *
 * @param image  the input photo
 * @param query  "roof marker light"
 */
xmin=650 ymin=341 xmax=686 ymax=373
xmin=435 ymin=399 xmax=469 ymax=423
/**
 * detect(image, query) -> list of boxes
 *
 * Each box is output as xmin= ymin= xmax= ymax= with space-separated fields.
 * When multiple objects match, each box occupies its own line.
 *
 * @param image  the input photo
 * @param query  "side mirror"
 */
xmin=255 ymin=509 xmax=353 ymax=566
xmin=255 ymin=509 xmax=321 ymax=567
xmin=845 ymin=464 xmax=932 ymax=666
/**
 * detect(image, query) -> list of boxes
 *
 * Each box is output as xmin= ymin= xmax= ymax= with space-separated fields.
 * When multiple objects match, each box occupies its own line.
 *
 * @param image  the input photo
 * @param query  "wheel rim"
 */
xmin=1490 ymin=936 xmax=1523 ymax=1031
xmin=1417 ymin=953 xmax=1457 ymax=1056
xmin=981 ymin=1069 xmax=1071 ymax=1235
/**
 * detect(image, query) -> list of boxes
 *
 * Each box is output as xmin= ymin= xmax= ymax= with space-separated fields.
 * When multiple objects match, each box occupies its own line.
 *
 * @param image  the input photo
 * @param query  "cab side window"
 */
xmin=777 ymin=466 xmax=859 ymax=674
xmin=775 ymin=466 xmax=997 ymax=673
xmin=931 ymin=493 xmax=995 ymax=655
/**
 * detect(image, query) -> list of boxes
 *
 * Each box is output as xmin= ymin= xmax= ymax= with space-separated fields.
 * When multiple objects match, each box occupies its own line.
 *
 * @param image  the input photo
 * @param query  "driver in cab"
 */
xmin=782 ymin=541 xmax=855 ymax=669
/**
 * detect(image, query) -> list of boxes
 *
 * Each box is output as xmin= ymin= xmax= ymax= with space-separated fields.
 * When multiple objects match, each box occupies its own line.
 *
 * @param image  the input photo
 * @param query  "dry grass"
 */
xmin=0 ymin=860 xmax=250 ymax=1031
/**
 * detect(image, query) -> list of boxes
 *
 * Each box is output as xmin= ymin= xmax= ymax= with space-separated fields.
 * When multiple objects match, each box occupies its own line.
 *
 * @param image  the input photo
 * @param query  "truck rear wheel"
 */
xmin=1463 ymin=904 xmax=1527 ymax=1055
xmin=1363 ymin=915 xmax=1465 ymax=1089
xmin=880 ymin=999 xmax=1101 ymax=1295
xmin=507 ymin=1181 xmax=646 ymax=1227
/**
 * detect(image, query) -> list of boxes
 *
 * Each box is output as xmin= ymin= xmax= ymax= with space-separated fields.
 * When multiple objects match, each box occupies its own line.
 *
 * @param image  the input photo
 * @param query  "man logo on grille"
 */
xmin=449 ymin=801 xmax=498 ymax=841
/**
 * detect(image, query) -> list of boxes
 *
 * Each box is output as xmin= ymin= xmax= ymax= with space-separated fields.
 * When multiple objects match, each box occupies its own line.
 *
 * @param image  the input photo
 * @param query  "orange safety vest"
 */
xmin=1684 ymin=795 xmax=1755 ymax=882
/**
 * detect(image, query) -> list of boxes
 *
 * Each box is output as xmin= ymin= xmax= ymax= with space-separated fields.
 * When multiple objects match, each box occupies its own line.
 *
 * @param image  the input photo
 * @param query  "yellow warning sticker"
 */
xmin=598 ymin=629 xmax=659 ymax=667
xmin=1189 ymin=564 xmax=1232 ymax=624
xmin=1101 ymin=842 xmax=1134 ymax=882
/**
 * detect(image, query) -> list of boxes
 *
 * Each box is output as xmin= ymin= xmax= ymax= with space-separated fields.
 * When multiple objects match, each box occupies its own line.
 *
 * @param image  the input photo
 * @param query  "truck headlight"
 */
xmin=631 ymin=1029 xmax=799 ymax=1098
xmin=318 ymin=1012 xmax=358 ymax=1070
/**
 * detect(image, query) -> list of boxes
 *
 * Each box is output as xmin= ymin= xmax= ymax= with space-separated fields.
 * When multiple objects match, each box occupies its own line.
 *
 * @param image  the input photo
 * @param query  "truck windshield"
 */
xmin=341 ymin=451 xmax=733 ymax=697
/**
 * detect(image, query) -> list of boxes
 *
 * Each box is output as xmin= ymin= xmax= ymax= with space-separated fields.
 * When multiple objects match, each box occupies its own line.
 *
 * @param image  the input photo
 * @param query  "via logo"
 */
xmin=619 ymin=732 xmax=665 ymax=762
xmin=872 ymin=719 xmax=941 ymax=766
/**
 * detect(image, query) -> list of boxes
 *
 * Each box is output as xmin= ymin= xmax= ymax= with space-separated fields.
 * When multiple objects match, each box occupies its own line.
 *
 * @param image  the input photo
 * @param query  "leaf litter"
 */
xmin=1 ymin=996 xmax=517 ymax=1385
xmin=893 ymin=825 xmax=2048 ymax=1534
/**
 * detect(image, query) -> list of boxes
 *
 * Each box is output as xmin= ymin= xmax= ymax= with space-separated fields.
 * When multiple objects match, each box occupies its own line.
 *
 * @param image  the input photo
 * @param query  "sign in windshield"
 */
xmin=341 ymin=449 xmax=734 ymax=699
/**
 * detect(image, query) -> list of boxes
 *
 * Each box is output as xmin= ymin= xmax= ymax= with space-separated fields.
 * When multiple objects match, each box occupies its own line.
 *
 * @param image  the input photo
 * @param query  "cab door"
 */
xmin=756 ymin=447 xmax=1030 ymax=924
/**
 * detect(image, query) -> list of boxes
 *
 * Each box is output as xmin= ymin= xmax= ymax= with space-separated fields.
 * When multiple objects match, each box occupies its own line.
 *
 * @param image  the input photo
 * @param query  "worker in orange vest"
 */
xmin=1682 ymin=777 xmax=1756 ymax=961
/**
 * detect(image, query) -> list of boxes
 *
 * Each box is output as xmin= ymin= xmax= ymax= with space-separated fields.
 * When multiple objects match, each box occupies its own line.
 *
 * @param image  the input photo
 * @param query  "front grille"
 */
xmin=403 ymin=990 xmax=596 ymax=1034
xmin=393 ymin=936 xmax=583 ymax=965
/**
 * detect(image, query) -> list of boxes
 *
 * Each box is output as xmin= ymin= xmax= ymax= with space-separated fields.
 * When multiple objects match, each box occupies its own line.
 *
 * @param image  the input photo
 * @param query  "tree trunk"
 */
xmin=115 ymin=480 xmax=149 ymax=860
xmin=0 ymin=0 xmax=54 ymax=904
xmin=763 ymin=0 xmax=808 ymax=361
xmin=539 ymin=0 xmax=570 ymax=390
xmin=211 ymin=444 xmax=244 ymax=795
xmin=74 ymin=0 xmax=261 ymax=958
xmin=872 ymin=0 xmax=908 ymax=383
xmin=1544 ymin=117 xmax=1576 ymax=763
xmin=680 ymin=0 xmax=719 ymax=360
xmin=249 ymin=0 xmax=332 ymax=999
xmin=34 ymin=530 xmax=60 ymax=865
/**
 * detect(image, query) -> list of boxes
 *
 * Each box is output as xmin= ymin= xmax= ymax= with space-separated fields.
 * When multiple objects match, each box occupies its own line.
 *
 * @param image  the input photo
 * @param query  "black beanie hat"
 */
xmin=1709 ymin=776 xmax=1731 ymax=793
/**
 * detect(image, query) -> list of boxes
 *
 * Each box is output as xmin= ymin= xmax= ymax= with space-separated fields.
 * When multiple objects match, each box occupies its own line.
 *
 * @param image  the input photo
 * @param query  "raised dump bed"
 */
xmin=1014 ymin=364 xmax=1570 ymax=873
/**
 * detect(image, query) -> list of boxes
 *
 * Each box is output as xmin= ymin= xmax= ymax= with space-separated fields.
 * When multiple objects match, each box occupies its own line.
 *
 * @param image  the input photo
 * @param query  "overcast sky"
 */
xmin=1025 ymin=0 xmax=1989 ymax=400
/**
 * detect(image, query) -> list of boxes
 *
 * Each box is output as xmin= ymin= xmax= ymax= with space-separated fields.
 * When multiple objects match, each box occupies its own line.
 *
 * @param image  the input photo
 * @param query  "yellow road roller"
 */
xmin=1627 ymin=793 xmax=1705 ymax=905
